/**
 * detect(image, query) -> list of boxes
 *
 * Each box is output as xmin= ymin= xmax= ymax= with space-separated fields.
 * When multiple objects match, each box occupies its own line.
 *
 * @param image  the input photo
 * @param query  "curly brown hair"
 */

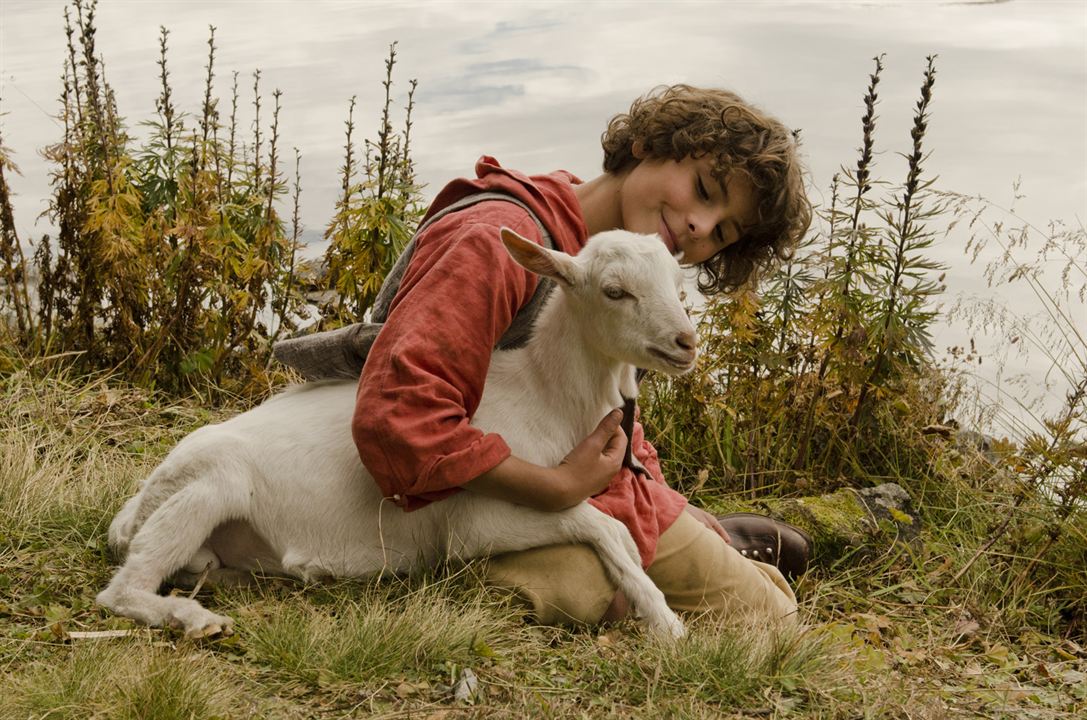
xmin=602 ymin=84 xmax=812 ymax=294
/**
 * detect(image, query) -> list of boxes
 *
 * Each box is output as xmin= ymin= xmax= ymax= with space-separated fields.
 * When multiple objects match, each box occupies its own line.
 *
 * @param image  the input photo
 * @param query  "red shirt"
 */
xmin=352 ymin=157 xmax=688 ymax=567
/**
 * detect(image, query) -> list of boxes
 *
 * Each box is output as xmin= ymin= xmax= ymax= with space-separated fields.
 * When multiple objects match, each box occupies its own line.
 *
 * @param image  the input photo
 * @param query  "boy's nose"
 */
xmin=687 ymin=208 xmax=722 ymax=239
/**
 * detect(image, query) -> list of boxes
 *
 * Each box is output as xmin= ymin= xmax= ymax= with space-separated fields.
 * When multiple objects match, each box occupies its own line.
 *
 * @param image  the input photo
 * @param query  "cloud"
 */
xmin=460 ymin=17 xmax=565 ymax=53
xmin=423 ymin=82 xmax=526 ymax=113
xmin=418 ymin=57 xmax=589 ymax=114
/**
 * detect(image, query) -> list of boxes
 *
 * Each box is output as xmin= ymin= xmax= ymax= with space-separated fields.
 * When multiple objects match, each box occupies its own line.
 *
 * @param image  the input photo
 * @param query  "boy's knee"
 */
xmin=649 ymin=512 xmax=798 ymax=623
xmin=486 ymin=544 xmax=616 ymax=627
xmin=484 ymin=516 xmax=801 ymax=629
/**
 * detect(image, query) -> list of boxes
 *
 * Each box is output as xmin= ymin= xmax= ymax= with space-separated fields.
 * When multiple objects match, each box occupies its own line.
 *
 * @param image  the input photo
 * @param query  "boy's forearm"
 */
xmin=464 ymin=409 xmax=627 ymax=513
xmin=464 ymin=456 xmax=570 ymax=512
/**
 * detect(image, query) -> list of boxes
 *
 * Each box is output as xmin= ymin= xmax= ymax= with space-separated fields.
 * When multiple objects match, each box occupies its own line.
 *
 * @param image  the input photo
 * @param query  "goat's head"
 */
xmin=501 ymin=227 xmax=698 ymax=375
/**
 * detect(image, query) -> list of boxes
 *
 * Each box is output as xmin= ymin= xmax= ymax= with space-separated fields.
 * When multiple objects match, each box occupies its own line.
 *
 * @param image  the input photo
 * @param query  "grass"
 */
xmin=238 ymin=581 xmax=510 ymax=685
xmin=1 ymin=366 xmax=1084 ymax=719
xmin=2 ymin=643 xmax=244 ymax=720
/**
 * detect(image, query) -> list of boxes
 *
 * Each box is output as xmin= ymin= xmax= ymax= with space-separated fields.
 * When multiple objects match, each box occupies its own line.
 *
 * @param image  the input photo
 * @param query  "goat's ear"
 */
xmin=500 ymin=227 xmax=576 ymax=286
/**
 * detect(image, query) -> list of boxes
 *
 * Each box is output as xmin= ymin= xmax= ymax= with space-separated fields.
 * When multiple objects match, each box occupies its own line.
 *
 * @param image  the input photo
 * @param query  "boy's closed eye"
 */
xmin=696 ymin=174 xmax=727 ymax=244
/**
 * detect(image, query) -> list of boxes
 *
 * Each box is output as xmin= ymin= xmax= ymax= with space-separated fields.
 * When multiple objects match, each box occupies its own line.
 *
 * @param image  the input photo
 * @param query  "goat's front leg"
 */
xmin=442 ymin=498 xmax=685 ymax=639
xmin=557 ymin=504 xmax=685 ymax=639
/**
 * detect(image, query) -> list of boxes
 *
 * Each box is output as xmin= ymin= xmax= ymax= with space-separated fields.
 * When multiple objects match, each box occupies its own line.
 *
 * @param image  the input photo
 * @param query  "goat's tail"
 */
xmin=107 ymin=491 xmax=144 ymax=558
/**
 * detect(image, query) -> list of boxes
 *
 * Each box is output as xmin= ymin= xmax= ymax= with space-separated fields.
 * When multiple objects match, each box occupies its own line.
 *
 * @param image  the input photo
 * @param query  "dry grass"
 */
xmin=1 ymin=366 xmax=1083 ymax=718
xmin=1 ymin=643 xmax=248 ymax=720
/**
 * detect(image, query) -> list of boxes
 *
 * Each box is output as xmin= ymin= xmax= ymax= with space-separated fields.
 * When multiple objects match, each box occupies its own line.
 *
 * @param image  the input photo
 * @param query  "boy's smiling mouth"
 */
xmin=658 ymin=215 xmax=679 ymax=257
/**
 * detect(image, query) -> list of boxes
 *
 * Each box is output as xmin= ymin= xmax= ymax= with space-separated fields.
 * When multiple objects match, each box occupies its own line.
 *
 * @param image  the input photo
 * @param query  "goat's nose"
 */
xmin=675 ymin=331 xmax=697 ymax=351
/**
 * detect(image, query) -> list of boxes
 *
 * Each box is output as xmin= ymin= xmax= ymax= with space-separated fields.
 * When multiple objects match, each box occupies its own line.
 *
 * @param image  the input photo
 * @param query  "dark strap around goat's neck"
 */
xmin=621 ymin=369 xmax=648 ymax=475
xmin=621 ymin=397 xmax=638 ymax=473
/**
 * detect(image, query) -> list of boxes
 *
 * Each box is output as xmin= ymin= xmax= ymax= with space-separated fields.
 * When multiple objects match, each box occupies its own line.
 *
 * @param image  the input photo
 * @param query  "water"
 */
xmin=1 ymin=0 xmax=1084 ymax=436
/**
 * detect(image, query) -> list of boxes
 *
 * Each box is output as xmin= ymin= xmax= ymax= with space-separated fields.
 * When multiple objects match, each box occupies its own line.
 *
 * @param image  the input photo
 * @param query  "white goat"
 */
xmin=97 ymin=227 xmax=698 ymax=639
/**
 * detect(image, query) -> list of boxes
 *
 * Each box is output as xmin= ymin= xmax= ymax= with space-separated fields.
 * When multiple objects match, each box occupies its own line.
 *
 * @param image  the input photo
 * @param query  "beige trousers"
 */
xmin=486 ymin=510 xmax=798 ymax=627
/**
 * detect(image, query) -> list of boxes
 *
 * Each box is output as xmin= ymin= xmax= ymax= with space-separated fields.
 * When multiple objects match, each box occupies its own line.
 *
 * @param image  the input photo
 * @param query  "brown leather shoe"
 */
xmin=715 ymin=512 xmax=813 ymax=580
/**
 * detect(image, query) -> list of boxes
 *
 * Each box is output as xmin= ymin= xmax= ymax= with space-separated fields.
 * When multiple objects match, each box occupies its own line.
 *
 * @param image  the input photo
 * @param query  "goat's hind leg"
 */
xmin=97 ymin=480 xmax=242 ymax=638
xmin=106 ymin=491 xmax=144 ymax=557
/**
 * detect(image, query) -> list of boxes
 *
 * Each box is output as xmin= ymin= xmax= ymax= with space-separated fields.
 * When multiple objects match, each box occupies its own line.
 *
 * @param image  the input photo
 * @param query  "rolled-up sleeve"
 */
xmin=352 ymin=206 xmax=542 ymax=510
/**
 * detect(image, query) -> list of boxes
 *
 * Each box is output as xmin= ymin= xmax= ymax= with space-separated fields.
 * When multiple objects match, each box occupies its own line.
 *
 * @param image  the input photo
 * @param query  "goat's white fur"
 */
xmin=97 ymin=227 xmax=698 ymax=639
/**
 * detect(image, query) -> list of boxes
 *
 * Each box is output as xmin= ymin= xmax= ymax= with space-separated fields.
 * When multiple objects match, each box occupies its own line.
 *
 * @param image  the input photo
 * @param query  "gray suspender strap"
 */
xmin=272 ymin=191 xmax=555 ymax=381
xmin=371 ymin=191 xmax=554 ymax=326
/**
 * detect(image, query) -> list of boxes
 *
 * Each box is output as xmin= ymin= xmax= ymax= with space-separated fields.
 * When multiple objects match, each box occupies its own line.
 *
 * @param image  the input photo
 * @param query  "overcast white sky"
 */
xmin=1 ymin=0 xmax=1085 ymax=435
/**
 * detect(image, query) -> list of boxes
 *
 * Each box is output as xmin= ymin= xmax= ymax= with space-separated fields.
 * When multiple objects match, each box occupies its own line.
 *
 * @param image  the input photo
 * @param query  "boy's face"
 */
xmin=619 ymin=153 xmax=758 ymax=266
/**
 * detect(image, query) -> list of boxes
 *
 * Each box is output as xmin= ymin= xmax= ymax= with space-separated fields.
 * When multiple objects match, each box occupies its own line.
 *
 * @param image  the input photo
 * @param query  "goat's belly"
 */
xmin=205 ymin=520 xmax=283 ymax=573
xmin=243 ymin=459 xmax=389 ymax=577
xmin=197 ymin=379 xmax=597 ymax=580
xmin=206 ymin=382 xmax=400 ymax=578
xmin=238 ymin=450 xmax=446 ymax=578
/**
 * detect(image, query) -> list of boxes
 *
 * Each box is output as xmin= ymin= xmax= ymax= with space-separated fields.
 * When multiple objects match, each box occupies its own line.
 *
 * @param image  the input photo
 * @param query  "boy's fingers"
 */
xmin=590 ymin=408 xmax=623 ymax=443
xmin=599 ymin=408 xmax=627 ymax=457
xmin=602 ymin=422 xmax=628 ymax=460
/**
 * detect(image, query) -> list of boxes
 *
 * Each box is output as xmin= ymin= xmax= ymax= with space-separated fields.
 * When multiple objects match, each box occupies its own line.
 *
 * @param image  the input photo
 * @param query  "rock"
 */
xmin=854 ymin=484 xmax=922 ymax=541
xmin=295 ymin=256 xmax=330 ymax=290
xmin=954 ymin=429 xmax=999 ymax=464
xmin=452 ymin=667 xmax=478 ymax=703
xmin=714 ymin=482 xmax=921 ymax=570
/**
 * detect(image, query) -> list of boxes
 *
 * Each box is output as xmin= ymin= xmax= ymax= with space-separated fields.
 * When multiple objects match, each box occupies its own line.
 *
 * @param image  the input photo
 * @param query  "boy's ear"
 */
xmin=500 ymin=227 xmax=577 ymax=286
xmin=632 ymin=140 xmax=646 ymax=160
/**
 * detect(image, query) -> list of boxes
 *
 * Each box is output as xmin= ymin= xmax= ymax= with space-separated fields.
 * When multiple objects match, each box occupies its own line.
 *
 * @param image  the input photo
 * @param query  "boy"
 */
xmin=293 ymin=85 xmax=812 ymax=626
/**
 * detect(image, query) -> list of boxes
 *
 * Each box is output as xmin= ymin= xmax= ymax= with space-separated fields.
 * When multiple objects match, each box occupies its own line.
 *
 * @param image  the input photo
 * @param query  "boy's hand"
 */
xmin=465 ymin=409 xmax=626 ymax=512
xmin=552 ymin=408 xmax=627 ymax=508
xmin=685 ymin=505 xmax=732 ymax=544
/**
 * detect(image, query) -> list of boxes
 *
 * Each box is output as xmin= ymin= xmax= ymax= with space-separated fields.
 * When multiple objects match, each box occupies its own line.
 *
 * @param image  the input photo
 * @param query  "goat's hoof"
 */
xmin=184 ymin=617 xmax=234 ymax=639
xmin=165 ymin=603 xmax=235 ymax=639
xmin=646 ymin=610 xmax=686 ymax=642
xmin=665 ymin=616 xmax=687 ymax=641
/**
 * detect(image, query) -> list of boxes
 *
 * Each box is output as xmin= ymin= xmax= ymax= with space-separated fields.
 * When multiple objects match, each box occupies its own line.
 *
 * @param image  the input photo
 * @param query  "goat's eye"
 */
xmin=603 ymin=286 xmax=630 ymax=301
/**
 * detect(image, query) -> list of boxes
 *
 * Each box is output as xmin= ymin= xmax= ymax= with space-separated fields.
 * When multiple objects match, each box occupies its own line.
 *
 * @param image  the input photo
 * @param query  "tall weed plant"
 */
xmin=0 ymin=0 xmax=422 ymax=397
xmin=322 ymin=42 xmax=423 ymax=328
xmin=642 ymin=55 xmax=948 ymax=496
xmin=938 ymin=189 xmax=1087 ymax=637
xmin=639 ymin=54 xmax=1086 ymax=638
